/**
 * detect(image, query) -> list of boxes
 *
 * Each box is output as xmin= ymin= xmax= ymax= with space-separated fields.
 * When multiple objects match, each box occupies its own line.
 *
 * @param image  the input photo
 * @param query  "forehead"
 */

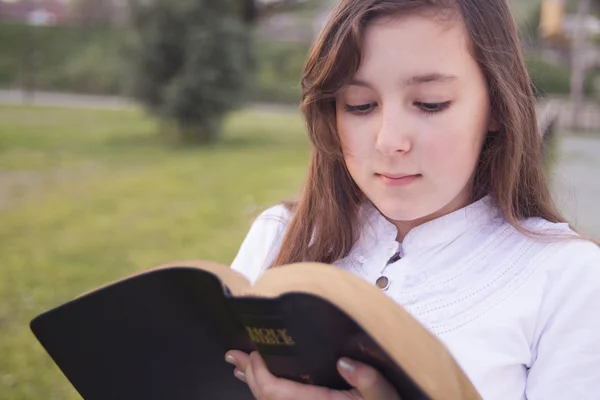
xmin=356 ymin=12 xmax=475 ymax=81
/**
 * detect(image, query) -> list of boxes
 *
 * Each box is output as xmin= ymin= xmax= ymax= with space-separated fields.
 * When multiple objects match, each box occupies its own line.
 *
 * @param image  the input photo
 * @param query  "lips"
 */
xmin=378 ymin=173 xmax=417 ymax=180
xmin=376 ymin=173 xmax=421 ymax=187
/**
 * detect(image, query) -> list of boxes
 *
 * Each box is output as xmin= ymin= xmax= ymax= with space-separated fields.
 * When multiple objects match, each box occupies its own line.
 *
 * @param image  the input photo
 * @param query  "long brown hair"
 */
xmin=272 ymin=0 xmax=576 ymax=267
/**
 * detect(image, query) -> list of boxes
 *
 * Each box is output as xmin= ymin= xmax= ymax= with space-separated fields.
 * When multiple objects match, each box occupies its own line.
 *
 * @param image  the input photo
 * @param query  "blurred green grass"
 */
xmin=0 ymin=105 xmax=309 ymax=399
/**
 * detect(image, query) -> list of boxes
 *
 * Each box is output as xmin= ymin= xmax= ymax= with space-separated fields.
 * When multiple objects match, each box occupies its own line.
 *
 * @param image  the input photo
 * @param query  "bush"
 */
xmin=517 ymin=0 xmax=542 ymax=48
xmin=525 ymin=54 xmax=595 ymax=97
xmin=251 ymin=40 xmax=309 ymax=104
xmin=0 ymin=22 xmax=311 ymax=104
xmin=128 ymin=0 xmax=254 ymax=144
xmin=0 ymin=23 xmax=123 ymax=94
xmin=57 ymin=42 xmax=125 ymax=95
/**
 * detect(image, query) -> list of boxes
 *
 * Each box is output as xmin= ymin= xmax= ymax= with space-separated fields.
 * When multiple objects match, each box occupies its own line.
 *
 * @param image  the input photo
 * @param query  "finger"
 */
xmin=225 ymin=350 xmax=263 ymax=398
xmin=248 ymin=351 xmax=283 ymax=400
xmin=337 ymin=358 xmax=400 ymax=400
xmin=244 ymin=356 xmax=265 ymax=399
xmin=249 ymin=351 xmax=341 ymax=400
xmin=226 ymin=350 xmax=250 ymax=371
xmin=225 ymin=351 xmax=251 ymax=383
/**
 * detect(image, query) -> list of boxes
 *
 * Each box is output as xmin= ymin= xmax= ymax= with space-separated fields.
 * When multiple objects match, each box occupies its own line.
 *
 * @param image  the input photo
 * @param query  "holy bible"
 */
xmin=30 ymin=260 xmax=481 ymax=400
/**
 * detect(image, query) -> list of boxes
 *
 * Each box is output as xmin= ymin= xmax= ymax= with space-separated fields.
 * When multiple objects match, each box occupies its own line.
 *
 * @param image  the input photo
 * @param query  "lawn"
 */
xmin=0 ymin=105 xmax=310 ymax=400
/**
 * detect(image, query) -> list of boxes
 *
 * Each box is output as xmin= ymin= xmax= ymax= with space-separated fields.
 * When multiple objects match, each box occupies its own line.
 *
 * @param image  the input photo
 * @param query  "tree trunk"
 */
xmin=241 ymin=0 xmax=257 ymax=24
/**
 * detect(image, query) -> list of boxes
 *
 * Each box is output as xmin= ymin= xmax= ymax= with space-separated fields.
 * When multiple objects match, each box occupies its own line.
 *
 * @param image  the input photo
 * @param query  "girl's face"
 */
xmin=336 ymin=13 xmax=497 ymax=232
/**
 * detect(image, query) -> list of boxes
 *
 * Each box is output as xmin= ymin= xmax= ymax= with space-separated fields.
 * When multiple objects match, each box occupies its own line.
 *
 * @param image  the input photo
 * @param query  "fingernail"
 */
xmin=225 ymin=354 xmax=236 ymax=366
xmin=234 ymin=369 xmax=246 ymax=382
xmin=338 ymin=358 xmax=355 ymax=373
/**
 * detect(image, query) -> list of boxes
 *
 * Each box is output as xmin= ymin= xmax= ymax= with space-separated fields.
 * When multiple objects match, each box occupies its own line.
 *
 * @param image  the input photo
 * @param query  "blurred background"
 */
xmin=0 ymin=0 xmax=598 ymax=399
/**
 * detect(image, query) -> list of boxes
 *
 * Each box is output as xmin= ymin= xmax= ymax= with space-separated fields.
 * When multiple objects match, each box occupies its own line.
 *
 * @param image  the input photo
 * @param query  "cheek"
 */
xmin=422 ymin=126 xmax=485 ymax=177
xmin=337 ymin=115 xmax=374 ymax=166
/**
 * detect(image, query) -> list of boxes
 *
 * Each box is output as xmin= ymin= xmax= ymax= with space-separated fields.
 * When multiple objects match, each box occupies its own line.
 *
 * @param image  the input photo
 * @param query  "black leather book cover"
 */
xmin=30 ymin=266 xmax=429 ymax=399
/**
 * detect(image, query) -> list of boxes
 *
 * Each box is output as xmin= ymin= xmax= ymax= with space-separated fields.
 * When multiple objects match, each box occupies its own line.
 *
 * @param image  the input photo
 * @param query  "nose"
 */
xmin=375 ymin=104 xmax=412 ymax=156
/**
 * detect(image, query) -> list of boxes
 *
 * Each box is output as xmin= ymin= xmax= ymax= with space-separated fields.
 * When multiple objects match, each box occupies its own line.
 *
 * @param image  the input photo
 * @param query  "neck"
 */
xmin=390 ymin=191 xmax=473 ymax=242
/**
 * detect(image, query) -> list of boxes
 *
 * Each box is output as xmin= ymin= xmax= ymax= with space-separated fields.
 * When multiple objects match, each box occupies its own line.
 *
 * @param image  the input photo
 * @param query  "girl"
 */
xmin=226 ymin=0 xmax=600 ymax=399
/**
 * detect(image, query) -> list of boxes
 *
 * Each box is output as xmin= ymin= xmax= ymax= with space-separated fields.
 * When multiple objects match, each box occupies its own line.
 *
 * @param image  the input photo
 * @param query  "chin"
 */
xmin=380 ymin=208 xmax=428 ymax=223
xmin=372 ymin=198 xmax=431 ymax=223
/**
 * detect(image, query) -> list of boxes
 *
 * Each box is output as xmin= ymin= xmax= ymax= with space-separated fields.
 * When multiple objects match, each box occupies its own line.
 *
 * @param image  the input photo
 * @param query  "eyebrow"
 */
xmin=348 ymin=73 xmax=458 ymax=88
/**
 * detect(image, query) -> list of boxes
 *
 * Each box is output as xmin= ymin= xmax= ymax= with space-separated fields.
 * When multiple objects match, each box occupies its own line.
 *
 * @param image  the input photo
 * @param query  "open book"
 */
xmin=30 ymin=260 xmax=481 ymax=400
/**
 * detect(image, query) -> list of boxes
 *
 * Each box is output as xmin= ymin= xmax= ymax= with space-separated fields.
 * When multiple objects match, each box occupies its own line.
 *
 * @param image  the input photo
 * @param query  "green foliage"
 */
xmin=46 ymin=40 xmax=125 ymax=94
xmin=510 ymin=0 xmax=542 ymax=26
xmin=128 ymin=0 xmax=254 ymax=144
xmin=525 ymin=54 xmax=595 ymax=97
xmin=516 ymin=0 xmax=542 ymax=47
xmin=0 ymin=105 xmax=308 ymax=400
xmin=67 ymin=0 xmax=117 ymax=27
xmin=0 ymin=22 xmax=306 ymax=104
xmin=252 ymin=40 xmax=309 ymax=104
xmin=543 ymin=128 xmax=559 ymax=175
xmin=0 ymin=23 xmax=124 ymax=94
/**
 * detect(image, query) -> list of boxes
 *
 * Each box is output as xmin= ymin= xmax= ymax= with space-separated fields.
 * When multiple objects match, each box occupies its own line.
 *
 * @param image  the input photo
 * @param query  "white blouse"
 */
xmin=230 ymin=196 xmax=600 ymax=400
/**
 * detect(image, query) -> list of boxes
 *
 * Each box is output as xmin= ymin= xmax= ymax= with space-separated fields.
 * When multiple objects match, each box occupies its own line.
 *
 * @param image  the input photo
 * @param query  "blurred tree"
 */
xmin=231 ymin=0 xmax=319 ymax=23
xmin=128 ymin=0 xmax=253 ymax=144
xmin=238 ymin=0 xmax=259 ymax=23
xmin=68 ymin=0 xmax=119 ymax=27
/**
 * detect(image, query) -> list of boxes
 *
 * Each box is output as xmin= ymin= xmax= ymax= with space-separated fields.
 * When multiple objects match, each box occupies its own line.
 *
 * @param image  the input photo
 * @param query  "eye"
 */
xmin=344 ymin=102 xmax=377 ymax=115
xmin=415 ymin=101 xmax=451 ymax=115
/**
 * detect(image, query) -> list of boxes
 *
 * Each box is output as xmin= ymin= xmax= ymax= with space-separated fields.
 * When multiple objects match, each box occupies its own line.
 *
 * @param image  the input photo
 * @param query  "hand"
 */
xmin=225 ymin=350 xmax=401 ymax=400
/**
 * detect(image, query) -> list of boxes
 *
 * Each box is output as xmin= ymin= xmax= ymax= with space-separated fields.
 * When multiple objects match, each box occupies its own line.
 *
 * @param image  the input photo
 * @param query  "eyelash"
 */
xmin=344 ymin=101 xmax=452 ymax=116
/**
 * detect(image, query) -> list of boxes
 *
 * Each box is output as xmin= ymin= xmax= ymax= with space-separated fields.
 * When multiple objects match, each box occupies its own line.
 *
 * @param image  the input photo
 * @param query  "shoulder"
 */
xmin=253 ymin=204 xmax=293 ymax=225
xmin=510 ymin=217 xmax=600 ymax=332
xmin=519 ymin=217 xmax=600 ymax=268
xmin=503 ymin=217 xmax=600 ymax=285
xmin=247 ymin=204 xmax=293 ymax=237
xmin=536 ymin=230 xmax=600 ymax=298
xmin=484 ymin=216 xmax=600 ymax=314
xmin=229 ymin=205 xmax=293 ymax=283
xmin=511 ymin=219 xmax=600 ymax=398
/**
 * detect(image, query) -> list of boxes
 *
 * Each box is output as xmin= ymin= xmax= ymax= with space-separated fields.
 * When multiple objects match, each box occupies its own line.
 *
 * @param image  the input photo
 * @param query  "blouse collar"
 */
xmin=356 ymin=195 xmax=502 ymax=257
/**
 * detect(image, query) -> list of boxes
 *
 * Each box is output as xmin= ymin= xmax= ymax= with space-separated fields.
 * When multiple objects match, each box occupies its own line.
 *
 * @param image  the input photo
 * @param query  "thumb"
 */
xmin=337 ymin=358 xmax=400 ymax=400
